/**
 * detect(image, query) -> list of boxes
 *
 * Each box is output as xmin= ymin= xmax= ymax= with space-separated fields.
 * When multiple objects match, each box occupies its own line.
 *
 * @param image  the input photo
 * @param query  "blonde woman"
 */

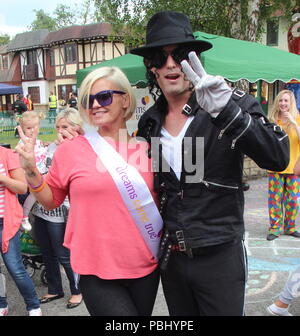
xmin=16 ymin=67 xmax=161 ymax=316
xmin=267 ymin=90 xmax=300 ymax=241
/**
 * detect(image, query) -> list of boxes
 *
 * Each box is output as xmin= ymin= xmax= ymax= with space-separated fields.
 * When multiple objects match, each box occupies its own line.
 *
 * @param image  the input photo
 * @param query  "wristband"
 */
xmin=28 ymin=175 xmax=46 ymax=193
xmin=27 ymin=174 xmax=44 ymax=189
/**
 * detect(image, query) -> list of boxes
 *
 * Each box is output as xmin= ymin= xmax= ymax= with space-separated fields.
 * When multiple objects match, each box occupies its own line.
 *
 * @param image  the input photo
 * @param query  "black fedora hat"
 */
xmin=131 ymin=11 xmax=212 ymax=57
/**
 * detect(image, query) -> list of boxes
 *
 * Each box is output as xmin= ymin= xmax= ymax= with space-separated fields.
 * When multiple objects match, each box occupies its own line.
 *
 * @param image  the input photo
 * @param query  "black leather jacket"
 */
xmin=137 ymin=90 xmax=289 ymax=248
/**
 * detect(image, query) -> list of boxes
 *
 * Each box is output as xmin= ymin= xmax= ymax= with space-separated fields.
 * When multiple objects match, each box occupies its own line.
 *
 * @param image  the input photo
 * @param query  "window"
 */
xmin=64 ymin=44 xmax=77 ymax=64
xmin=27 ymin=50 xmax=37 ymax=65
xmin=0 ymin=55 xmax=8 ymax=70
xmin=266 ymin=19 xmax=279 ymax=46
xmin=58 ymin=84 xmax=77 ymax=102
xmin=50 ymin=49 xmax=55 ymax=66
xmin=28 ymin=87 xmax=40 ymax=104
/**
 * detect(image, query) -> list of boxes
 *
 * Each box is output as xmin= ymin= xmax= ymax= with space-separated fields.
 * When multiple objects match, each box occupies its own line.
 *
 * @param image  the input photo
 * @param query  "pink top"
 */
xmin=1 ymin=147 xmax=23 ymax=253
xmin=46 ymin=136 xmax=158 ymax=279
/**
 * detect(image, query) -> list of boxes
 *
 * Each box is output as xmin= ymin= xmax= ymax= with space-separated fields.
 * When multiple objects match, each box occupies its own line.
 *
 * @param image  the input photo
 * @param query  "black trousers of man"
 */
xmin=160 ymin=240 xmax=247 ymax=316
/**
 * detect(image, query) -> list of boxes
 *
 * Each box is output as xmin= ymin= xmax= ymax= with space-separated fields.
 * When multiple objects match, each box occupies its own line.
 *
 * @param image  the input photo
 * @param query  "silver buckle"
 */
xmin=176 ymin=230 xmax=184 ymax=241
xmin=233 ymin=89 xmax=245 ymax=98
xmin=178 ymin=240 xmax=186 ymax=252
xmin=182 ymin=104 xmax=192 ymax=116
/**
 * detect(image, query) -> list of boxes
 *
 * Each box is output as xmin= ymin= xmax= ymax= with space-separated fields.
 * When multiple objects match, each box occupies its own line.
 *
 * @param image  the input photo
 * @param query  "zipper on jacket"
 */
xmin=200 ymin=179 xmax=210 ymax=188
xmin=231 ymin=114 xmax=252 ymax=149
xmin=218 ymin=108 xmax=242 ymax=140
xmin=205 ymin=180 xmax=239 ymax=190
xmin=278 ymin=134 xmax=288 ymax=141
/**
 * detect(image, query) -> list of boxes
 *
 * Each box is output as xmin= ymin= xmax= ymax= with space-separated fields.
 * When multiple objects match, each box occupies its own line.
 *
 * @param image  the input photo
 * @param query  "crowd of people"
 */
xmin=1 ymin=10 xmax=300 ymax=316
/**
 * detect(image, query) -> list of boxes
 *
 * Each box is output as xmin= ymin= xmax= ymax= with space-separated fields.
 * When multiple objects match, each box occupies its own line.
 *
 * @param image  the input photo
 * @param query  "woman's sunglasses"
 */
xmin=82 ymin=90 xmax=125 ymax=109
xmin=146 ymin=47 xmax=192 ymax=69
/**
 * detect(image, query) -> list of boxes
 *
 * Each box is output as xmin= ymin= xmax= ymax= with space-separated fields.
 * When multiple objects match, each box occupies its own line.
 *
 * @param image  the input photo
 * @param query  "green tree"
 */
xmin=53 ymin=1 xmax=95 ymax=28
xmin=80 ymin=0 xmax=96 ymax=24
xmin=29 ymin=9 xmax=57 ymax=31
xmin=0 ymin=34 xmax=10 ymax=46
xmin=28 ymin=1 xmax=95 ymax=32
xmin=53 ymin=5 xmax=75 ymax=28
xmin=92 ymin=0 xmax=300 ymax=47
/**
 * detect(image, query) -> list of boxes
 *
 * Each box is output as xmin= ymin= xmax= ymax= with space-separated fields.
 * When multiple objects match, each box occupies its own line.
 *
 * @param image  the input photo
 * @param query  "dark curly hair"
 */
xmin=145 ymin=63 xmax=161 ymax=101
xmin=144 ymin=62 xmax=168 ymax=113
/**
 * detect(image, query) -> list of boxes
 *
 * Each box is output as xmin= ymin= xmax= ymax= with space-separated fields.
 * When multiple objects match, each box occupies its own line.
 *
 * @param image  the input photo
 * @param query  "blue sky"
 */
xmin=0 ymin=0 xmax=84 ymax=37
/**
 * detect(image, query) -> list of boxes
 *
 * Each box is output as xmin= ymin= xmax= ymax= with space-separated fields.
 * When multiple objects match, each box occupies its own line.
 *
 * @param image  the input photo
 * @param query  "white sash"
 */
xmin=84 ymin=130 xmax=163 ymax=260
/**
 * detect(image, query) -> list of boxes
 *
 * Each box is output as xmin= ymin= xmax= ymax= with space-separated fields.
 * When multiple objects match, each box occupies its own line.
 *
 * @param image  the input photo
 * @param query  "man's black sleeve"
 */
xmin=212 ymin=91 xmax=289 ymax=172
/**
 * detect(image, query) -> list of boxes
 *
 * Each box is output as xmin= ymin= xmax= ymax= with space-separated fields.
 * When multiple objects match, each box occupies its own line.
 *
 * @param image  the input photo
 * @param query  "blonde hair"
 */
xmin=269 ymin=90 xmax=299 ymax=131
xmin=78 ymin=66 xmax=136 ymax=125
xmin=17 ymin=111 xmax=45 ymax=128
xmin=55 ymin=107 xmax=83 ymax=128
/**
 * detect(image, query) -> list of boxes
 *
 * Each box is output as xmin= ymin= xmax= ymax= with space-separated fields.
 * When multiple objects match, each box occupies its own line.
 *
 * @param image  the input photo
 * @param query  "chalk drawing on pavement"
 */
xmin=244 ymin=231 xmax=300 ymax=297
xmin=246 ymin=271 xmax=277 ymax=297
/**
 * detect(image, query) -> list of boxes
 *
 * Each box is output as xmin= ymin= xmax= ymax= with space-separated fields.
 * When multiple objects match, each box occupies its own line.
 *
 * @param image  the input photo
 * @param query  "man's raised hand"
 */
xmin=181 ymin=52 xmax=232 ymax=115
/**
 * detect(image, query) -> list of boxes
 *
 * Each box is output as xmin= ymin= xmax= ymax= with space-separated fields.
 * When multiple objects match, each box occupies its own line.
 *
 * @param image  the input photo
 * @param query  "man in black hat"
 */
xmin=131 ymin=11 xmax=289 ymax=316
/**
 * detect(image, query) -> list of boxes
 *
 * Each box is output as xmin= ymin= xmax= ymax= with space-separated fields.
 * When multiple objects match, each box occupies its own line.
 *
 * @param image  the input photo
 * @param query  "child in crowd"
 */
xmin=17 ymin=111 xmax=47 ymax=231
xmin=0 ymin=144 xmax=42 ymax=316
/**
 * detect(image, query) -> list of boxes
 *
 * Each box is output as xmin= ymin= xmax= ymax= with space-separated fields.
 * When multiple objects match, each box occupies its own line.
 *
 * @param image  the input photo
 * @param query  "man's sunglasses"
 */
xmin=146 ymin=47 xmax=193 ymax=69
xmin=82 ymin=90 xmax=125 ymax=109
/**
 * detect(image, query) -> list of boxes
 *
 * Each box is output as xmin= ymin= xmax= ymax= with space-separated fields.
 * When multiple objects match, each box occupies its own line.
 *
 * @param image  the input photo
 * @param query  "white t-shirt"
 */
xmin=160 ymin=116 xmax=194 ymax=180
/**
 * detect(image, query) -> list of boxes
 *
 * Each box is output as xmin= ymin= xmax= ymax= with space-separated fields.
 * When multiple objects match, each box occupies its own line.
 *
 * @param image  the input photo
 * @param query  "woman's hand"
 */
xmin=14 ymin=125 xmax=38 ymax=172
xmin=283 ymin=111 xmax=296 ymax=125
xmin=56 ymin=125 xmax=84 ymax=145
xmin=282 ymin=111 xmax=300 ymax=140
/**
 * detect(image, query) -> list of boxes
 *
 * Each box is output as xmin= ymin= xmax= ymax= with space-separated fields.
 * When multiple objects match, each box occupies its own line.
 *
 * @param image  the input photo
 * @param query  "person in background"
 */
xmin=26 ymin=94 xmax=34 ymax=111
xmin=48 ymin=91 xmax=58 ymax=122
xmin=266 ymin=153 xmax=300 ymax=316
xmin=266 ymin=89 xmax=300 ymax=241
xmin=16 ymin=66 xmax=162 ymax=316
xmin=33 ymin=108 xmax=82 ymax=309
xmin=266 ymin=152 xmax=300 ymax=315
xmin=0 ymin=144 xmax=42 ymax=316
xmin=267 ymin=263 xmax=300 ymax=316
xmin=12 ymin=94 xmax=27 ymax=116
xmin=67 ymin=92 xmax=78 ymax=109
xmin=131 ymin=11 xmax=289 ymax=316
xmin=17 ymin=111 xmax=47 ymax=231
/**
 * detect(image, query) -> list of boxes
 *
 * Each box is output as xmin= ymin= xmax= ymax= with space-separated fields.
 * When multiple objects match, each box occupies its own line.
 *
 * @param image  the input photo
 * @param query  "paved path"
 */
xmin=2 ymin=177 xmax=300 ymax=316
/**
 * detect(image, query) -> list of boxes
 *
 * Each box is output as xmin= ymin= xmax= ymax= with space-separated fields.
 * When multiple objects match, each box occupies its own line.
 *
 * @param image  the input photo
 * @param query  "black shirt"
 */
xmin=12 ymin=100 xmax=27 ymax=114
xmin=68 ymin=97 xmax=77 ymax=108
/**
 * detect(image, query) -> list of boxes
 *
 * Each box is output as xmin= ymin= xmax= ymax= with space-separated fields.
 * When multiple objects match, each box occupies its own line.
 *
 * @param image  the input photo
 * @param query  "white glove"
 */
xmin=181 ymin=52 xmax=232 ymax=116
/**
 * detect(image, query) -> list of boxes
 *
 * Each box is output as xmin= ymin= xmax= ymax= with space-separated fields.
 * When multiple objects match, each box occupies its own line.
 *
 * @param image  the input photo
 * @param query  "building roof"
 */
xmin=43 ymin=22 xmax=117 ymax=46
xmin=7 ymin=29 xmax=50 ymax=52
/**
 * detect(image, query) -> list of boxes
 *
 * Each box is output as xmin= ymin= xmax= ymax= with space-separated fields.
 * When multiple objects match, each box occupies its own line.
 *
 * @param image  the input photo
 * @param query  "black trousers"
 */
xmin=161 ymin=240 xmax=247 ymax=316
xmin=79 ymin=268 xmax=160 ymax=316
